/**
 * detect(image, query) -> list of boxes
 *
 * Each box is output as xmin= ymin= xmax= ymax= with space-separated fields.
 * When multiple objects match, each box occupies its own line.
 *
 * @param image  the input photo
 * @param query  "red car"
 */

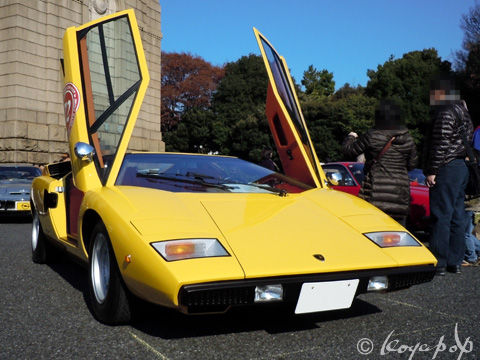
xmin=322 ymin=162 xmax=430 ymax=232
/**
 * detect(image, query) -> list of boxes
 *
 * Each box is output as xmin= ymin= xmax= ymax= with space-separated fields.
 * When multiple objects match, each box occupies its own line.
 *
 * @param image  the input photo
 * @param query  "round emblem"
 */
xmin=63 ymin=83 xmax=80 ymax=136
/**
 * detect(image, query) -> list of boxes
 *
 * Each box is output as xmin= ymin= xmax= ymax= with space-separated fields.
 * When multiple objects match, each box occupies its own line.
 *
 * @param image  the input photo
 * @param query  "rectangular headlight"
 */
xmin=254 ymin=285 xmax=283 ymax=302
xmin=364 ymin=232 xmax=420 ymax=248
xmin=367 ymin=276 xmax=389 ymax=291
xmin=151 ymin=238 xmax=229 ymax=261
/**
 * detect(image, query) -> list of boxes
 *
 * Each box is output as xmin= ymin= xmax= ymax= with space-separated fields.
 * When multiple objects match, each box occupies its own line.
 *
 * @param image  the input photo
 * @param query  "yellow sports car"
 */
xmin=31 ymin=10 xmax=437 ymax=325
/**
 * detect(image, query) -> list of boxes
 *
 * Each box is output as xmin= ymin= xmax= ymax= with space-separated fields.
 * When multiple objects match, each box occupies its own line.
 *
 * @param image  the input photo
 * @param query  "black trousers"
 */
xmin=429 ymin=159 xmax=469 ymax=267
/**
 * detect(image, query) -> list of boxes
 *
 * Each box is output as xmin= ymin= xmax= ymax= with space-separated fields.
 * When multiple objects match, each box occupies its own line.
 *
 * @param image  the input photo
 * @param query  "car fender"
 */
xmin=78 ymin=187 xmax=188 ymax=307
xmin=79 ymin=187 xmax=248 ymax=308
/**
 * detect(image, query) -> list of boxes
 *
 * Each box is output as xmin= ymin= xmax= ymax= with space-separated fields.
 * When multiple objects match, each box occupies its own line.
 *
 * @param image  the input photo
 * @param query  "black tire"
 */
xmin=87 ymin=222 xmax=132 ymax=324
xmin=31 ymin=207 xmax=50 ymax=264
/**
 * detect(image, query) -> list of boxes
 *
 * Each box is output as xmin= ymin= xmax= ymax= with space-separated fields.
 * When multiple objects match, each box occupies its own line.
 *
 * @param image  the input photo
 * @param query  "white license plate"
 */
xmin=295 ymin=279 xmax=359 ymax=314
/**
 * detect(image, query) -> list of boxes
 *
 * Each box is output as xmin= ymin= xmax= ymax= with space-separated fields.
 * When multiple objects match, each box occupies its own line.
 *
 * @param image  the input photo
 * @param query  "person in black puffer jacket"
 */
xmin=426 ymin=77 xmax=474 ymax=276
xmin=343 ymin=100 xmax=417 ymax=226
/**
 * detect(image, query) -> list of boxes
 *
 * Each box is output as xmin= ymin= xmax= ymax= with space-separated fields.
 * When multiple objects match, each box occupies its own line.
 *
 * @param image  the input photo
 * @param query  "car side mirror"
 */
xmin=326 ymin=172 xmax=341 ymax=186
xmin=74 ymin=142 xmax=95 ymax=162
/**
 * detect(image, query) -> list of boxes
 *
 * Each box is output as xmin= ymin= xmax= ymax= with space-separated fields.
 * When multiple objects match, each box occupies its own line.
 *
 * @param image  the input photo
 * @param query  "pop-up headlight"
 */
xmin=151 ymin=238 xmax=229 ymax=261
xmin=364 ymin=232 xmax=420 ymax=248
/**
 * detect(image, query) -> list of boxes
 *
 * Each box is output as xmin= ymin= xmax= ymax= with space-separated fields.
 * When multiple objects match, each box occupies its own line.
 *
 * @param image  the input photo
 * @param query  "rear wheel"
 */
xmin=87 ymin=222 xmax=131 ymax=324
xmin=31 ymin=207 xmax=50 ymax=263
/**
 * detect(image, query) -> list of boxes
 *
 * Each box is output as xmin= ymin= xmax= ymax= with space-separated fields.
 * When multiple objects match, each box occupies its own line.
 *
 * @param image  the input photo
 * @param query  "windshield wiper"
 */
xmin=136 ymin=171 xmax=233 ymax=191
xmin=248 ymin=182 xmax=287 ymax=197
xmin=185 ymin=171 xmax=217 ymax=181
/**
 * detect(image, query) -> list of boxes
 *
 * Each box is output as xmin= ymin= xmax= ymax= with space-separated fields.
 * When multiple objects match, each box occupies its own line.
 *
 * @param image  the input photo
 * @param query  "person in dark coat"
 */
xmin=342 ymin=100 xmax=417 ymax=226
xmin=426 ymin=77 xmax=474 ymax=276
xmin=259 ymin=148 xmax=280 ymax=172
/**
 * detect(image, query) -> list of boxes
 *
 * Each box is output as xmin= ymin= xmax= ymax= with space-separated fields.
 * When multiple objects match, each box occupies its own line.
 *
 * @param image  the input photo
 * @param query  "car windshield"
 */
xmin=348 ymin=163 xmax=365 ymax=185
xmin=116 ymin=153 xmax=313 ymax=194
xmin=0 ymin=166 xmax=41 ymax=181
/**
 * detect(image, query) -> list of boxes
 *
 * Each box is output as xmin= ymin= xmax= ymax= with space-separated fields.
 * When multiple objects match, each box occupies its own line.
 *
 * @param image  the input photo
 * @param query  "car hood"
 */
xmin=123 ymin=186 xmax=424 ymax=279
xmin=199 ymin=190 xmax=407 ymax=278
xmin=0 ymin=181 xmax=31 ymax=194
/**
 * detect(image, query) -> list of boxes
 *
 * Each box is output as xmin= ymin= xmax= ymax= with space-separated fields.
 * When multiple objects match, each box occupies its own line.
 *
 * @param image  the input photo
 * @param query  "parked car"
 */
xmin=0 ymin=165 xmax=41 ymax=216
xmin=30 ymin=9 xmax=436 ymax=325
xmin=322 ymin=162 xmax=430 ymax=232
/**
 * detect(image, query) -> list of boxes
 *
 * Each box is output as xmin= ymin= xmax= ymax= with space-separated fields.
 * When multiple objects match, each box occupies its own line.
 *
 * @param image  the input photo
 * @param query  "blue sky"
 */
xmin=159 ymin=0 xmax=477 ymax=89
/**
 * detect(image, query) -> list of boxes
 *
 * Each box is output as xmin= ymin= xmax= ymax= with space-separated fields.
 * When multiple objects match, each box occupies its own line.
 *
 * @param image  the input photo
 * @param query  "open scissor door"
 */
xmin=62 ymin=9 xmax=149 ymax=191
xmin=254 ymin=28 xmax=323 ymax=188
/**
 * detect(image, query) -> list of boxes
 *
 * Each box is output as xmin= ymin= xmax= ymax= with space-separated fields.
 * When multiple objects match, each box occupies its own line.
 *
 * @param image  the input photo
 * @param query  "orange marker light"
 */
xmin=165 ymin=242 xmax=195 ymax=257
xmin=382 ymin=233 xmax=401 ymax=247
xmin=125 ymin=254 xmax=132 ymax=263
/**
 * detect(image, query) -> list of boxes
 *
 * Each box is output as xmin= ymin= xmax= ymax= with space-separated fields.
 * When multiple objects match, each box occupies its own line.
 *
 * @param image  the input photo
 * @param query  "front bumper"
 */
xmin=178 ymin=265 xmax=435 ymax=314
xmin=0 ymin=199 xmax=31 ymax=213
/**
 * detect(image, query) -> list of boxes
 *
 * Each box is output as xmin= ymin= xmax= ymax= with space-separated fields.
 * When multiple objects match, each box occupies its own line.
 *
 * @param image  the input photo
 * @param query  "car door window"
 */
xmin=79 ymin=16 xmax=141 ymax=180
xmin=347 ymin=163 xmax=364 ymax=185
xmin=260 ymin=39 xmax=306 ymax=143
xmin=323 ymin=165 xmax=356 ymax=186
xmin=255 ymin=31 xmax=322 ymax=187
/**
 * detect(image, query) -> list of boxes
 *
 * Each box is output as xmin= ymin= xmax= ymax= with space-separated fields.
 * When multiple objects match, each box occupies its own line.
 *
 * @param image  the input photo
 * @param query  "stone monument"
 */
xmin=0 ymin=0 xmax=164 ymax=165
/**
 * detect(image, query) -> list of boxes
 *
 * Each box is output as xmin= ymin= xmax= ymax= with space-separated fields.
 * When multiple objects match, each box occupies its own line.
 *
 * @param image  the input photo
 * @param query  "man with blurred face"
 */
xmin=426 ymin=76 xmax=474 ymax=275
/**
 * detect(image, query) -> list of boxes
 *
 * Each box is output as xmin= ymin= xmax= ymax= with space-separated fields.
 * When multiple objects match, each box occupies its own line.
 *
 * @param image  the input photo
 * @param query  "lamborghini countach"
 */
xmin=30 ymin=9 xmax=437 ymax=324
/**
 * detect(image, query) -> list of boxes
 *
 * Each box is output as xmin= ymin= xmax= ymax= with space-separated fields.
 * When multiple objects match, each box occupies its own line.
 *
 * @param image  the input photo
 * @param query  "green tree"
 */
xmin=210 ymin=55 xmax=272 ymax=162
xmin=332 ymin=83 xmax=360 ymax=99
xmin=300 ymin=96 xmax=338 ymax=161
xmin=461 ymin=43 xmax=480 ymax=124
xmin=300 ymin=84 xmax=376 ymax=162
xmin=365 ymin=49 xmax=452 ymax=166
xmin=332 ymin=85 xmax=376 ymax=138
xmin=163 ymin=108 xmax=215 ymax=153
xmin=301 ymin=65 xmax=335 ymax=98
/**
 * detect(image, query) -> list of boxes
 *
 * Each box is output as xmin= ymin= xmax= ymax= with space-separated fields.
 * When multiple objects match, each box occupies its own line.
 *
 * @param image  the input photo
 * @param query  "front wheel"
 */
xmin=87 ymin=222 xmax=132 ymax=324
xmin=31 ymin=207 xmax=51 ymax=263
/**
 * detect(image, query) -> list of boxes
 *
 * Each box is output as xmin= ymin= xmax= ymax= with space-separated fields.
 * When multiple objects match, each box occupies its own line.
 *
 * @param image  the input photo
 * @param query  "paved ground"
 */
xmin=1 ymin=219 xmax=479 ymax=360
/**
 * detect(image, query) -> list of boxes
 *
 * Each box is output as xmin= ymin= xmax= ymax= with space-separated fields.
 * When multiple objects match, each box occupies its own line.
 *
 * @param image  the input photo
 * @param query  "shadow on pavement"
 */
xmin=0 ymin=214 xmax=32 ymax=224
xmin=44 ymin=251 xmax=382 ymax=338
xmin=130 ymin=297 xmax=381 ymax=339
xmin=48 ymin=260 xmax=88 ymax=294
